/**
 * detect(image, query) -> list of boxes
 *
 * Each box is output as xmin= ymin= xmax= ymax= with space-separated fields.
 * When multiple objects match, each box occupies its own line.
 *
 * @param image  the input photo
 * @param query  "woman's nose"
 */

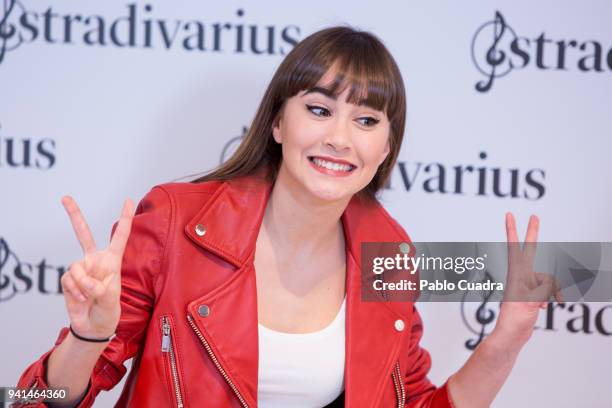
xmin=324 ymin=118 xmax=352 ymax=152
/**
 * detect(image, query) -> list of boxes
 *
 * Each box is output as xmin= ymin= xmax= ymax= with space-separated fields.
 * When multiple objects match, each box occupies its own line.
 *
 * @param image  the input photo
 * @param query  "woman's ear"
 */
xmin=272 ymin=113 xmax=282 ymax=144
xmin=379 ymin=139 xmax=391 ymax=165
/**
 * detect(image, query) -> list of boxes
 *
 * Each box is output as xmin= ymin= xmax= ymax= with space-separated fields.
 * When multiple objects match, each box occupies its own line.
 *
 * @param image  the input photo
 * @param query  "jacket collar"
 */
xmin=184 ymin=173 xmax=410 ymax=407
xmin=185 ymin=173 xmax=406 ymax=269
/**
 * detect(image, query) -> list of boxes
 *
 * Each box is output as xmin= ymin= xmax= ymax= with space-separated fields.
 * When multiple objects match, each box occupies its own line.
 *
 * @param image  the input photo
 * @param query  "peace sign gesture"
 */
xmin=494 ymin=213 xmax=563 ymax=346
xmin=60 ymin=196 xmax=135 ymax=340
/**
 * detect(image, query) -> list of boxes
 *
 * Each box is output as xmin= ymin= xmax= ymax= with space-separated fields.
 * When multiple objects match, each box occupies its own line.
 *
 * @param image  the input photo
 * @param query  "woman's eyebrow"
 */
xmin=303 ymin=86 xmax=374 ymax=109
xmin=303 ymin=86 xmax=336 ymax=99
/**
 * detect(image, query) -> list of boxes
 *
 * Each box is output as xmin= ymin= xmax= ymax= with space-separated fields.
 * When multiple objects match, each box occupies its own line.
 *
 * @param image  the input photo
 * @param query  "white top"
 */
xmin=257 ymin=297 xmax=346 ymax=408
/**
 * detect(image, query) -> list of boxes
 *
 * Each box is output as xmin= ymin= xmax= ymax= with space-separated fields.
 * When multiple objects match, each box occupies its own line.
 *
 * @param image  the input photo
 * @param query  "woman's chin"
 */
xmin=306 ymin=184 xmax=355 ymax=203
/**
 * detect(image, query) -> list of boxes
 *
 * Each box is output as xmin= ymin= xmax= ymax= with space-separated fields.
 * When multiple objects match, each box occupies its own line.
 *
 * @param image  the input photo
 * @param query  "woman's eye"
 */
xmin=356 ymin=116 xmax=380 ymax=127
xmin=306 ymin=104 xmax=331 ymax=117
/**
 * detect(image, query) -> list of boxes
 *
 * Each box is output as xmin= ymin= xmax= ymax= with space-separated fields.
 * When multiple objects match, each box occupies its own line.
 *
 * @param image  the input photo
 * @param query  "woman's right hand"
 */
xmin=60 ymin=196 xmax=135 ymax=340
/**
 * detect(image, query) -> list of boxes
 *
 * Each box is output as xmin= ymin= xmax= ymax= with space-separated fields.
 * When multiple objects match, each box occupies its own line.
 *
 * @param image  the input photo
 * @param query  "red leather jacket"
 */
xmin=16 ymin=175 xmax=455 ymax=407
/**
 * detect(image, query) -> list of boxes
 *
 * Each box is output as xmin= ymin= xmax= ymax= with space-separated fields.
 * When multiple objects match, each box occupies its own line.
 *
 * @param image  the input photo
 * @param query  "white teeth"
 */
xmin=312 ymin=157 xmax=353 ymax=172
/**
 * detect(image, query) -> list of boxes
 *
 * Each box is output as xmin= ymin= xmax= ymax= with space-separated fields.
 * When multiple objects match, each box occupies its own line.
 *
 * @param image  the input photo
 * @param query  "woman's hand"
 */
xmin=60 ymin=196 xmax=134 ymax=339
xmin=447 ymin=213 xmax=565 ymax=407
xmin=493 ymin=213 xmax=564 ymax=347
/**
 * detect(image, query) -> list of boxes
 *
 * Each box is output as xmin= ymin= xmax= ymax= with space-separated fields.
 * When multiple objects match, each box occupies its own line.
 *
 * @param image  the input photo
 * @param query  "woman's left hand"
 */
xmin=446 ymin=214 xmax=564 ymax=408
xmin=492 ymin=213 xmax=564 ymax=347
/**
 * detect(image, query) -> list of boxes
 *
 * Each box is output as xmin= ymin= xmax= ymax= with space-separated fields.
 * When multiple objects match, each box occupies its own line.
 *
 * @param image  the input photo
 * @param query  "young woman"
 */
xmin=15 ymin=26 xmax=560 ymax=408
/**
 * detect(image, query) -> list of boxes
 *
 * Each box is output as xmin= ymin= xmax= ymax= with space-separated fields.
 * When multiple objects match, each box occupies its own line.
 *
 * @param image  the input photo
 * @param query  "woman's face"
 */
xmin=272 ymin=71 xmax=391 ymax=203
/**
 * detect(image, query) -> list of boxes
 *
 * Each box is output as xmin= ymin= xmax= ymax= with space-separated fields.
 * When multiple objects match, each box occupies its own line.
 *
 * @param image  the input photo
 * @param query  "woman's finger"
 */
xmin=71 ymin=262 xmax=104 ymax=299
xmin=69 ymin=262 xmax=90 ymax=294
xmin=108 ymin=199 xmax=135 ymax=258
xmin=523 ymin=215 xmax=539 ymax=263
xmin=505 ymin=212 xmax=521 ymax=263
xmin=552 ymin=275 xmax=565 ymax=304
xmin=555 ymin=290 xmax=564 ymax=304
xmin=61 ymin=272 xmax=87 ymax=302
xmin=62 ymin=196 xmax=97 ymax=255
xmin=535 ymin=272 xmax=564 ymax=305
xmin=530 ymin=274 xmax=555 ymax=302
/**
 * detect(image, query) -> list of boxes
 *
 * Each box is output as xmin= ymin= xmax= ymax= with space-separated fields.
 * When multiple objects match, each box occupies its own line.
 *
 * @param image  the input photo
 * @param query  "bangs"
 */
xmin=279 ymin=30 xmax=403 ymax=119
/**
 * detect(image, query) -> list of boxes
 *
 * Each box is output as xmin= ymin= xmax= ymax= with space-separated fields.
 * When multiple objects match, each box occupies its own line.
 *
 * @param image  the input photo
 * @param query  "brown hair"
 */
xmin=192 ymin=25 xmax=406 ymax=201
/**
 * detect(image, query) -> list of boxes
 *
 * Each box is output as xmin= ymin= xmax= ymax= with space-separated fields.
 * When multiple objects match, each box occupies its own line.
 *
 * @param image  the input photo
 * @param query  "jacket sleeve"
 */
xmin=404 ymin=305 xmax=456 ymax=408
xmin=12 ymin=186 xmax=172 ymax=407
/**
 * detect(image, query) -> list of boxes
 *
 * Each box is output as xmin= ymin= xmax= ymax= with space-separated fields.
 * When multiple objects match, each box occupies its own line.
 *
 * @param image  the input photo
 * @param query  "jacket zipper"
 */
xmin=15 ymin=379 xmax=40 ymax=406
xmin=161 ymin=316 xmax=185 ymax=408
xmin=186 ymin=314 xmax=249 ymax=408
xmin=391 ymin=361 xmax=406 ymax=408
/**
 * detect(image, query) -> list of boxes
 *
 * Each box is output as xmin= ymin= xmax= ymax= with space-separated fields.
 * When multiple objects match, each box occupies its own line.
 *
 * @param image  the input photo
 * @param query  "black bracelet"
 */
xmin=69 ymin=325 xmax=115 ymax=343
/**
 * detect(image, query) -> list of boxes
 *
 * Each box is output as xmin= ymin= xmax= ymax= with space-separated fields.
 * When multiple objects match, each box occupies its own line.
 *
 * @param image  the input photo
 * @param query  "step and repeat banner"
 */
xmin=1 ymin=1 xmax=611 ymax=407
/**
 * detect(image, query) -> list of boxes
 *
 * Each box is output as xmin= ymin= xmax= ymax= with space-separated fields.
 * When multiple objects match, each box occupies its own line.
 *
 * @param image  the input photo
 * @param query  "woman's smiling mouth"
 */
xmin=308 ymin=155 xmax=357 ymax=176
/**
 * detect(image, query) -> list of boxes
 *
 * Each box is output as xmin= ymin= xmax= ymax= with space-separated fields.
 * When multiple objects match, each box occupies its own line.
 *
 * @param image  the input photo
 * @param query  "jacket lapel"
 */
xmin=342 ymin=197 xmax=411 ymax=407
xmin=183 ymin=176 xmax=272 ymax=407
xmin=184 ymin=175 xmax=409 ymax=407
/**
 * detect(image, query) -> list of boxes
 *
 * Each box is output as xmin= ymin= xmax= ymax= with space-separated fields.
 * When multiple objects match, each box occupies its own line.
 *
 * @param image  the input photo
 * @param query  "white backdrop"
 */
xmin=2 ymin=1 xmax=611 ymax=407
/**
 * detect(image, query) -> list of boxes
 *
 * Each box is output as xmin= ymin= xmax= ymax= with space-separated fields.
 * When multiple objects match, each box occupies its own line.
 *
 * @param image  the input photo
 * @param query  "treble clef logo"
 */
xmin=479 ymin=11 xmax=506 ymax=92
xmin=0 ymin=237 xmax=21 ymax=302
xmin=0 ymin=0 xmax=26 ymax=66
xmin=461 ymin=271 xmax=500 ymax=350
xmin=471 ymin=11 xmax=518 ymax=93
xmin=0 ymin=0 xmax=16 ymax=64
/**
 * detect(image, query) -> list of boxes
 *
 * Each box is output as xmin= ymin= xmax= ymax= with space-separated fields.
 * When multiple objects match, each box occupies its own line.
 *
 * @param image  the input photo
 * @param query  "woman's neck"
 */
xmin=262 ymin=168 xmax=350 ymax=261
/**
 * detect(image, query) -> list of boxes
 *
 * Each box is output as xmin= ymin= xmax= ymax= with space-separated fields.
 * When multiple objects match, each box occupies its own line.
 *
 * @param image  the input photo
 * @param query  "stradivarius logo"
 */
xmin=471 ymin=10 xmax=612 ymax=92
xmin=0 ymin=1 xmax=300 ymax=66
